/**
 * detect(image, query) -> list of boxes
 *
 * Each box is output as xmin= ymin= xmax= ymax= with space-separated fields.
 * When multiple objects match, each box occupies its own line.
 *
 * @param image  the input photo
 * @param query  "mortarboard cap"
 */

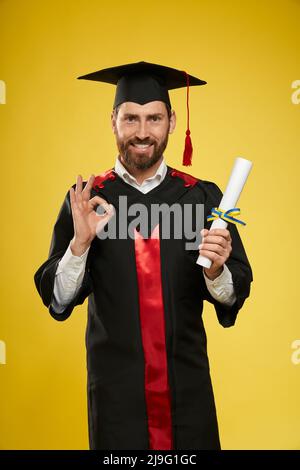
xmin=77 ymin=61 xmax=207 ymax=166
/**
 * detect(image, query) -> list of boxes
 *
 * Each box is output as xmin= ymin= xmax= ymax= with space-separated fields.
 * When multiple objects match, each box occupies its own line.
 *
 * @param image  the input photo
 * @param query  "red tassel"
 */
xmin=182 ymin=71 xmax=193 ymax=166
xmin=183 ymin=129 xmax=193 ymax=166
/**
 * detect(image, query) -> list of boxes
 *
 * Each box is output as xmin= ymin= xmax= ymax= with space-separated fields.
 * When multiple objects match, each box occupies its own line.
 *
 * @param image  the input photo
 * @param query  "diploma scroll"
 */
xmin=196 ymin=157 xmax=253 ymax=268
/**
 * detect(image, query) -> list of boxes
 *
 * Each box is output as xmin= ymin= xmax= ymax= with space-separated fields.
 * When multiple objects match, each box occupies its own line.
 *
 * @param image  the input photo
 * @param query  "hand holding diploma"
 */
xmin=199 ymin=227 xmax=233 ymax=280
xmin=197 ymin=157 xmax=253 ymax=273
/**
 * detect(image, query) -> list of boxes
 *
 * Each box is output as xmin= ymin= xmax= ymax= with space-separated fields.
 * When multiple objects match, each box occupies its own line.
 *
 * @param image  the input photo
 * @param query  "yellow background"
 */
xmin=0 ymin=0 xmax=299 ymax=449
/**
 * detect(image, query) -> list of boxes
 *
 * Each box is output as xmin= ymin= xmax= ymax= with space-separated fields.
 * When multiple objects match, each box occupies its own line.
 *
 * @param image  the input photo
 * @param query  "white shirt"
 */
xmin=51 ymin=157 xmax=237 ymax=313
xmin=115 ymin=156 xmax=168 ymax=193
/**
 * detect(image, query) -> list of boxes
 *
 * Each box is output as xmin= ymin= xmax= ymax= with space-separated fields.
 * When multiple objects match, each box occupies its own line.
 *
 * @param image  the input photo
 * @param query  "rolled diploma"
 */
xmin=196 ymin=157 xmax=253 ymax=268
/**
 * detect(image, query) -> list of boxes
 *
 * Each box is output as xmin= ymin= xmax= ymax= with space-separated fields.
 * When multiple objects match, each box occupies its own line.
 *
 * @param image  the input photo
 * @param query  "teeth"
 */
xmin=133 ymin=144 xmax=151 ymax=148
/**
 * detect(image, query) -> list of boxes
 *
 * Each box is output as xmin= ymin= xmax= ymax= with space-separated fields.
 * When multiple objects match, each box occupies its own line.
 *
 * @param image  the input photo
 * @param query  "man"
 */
xmin=34 ymin=61 xmax=253 ymax=450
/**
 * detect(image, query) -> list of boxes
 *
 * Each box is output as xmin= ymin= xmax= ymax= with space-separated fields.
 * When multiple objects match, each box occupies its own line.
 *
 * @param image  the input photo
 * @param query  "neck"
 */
xmin=119 ymin=156 xmax=164 ymax=184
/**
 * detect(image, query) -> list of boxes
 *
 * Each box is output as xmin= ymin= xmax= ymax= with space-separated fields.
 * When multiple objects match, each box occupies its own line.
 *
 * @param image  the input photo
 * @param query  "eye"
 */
xmin=126 ymin=116 xmax=136 ymax=122
xmin=151 ymin=116 xmax=161 ymax=122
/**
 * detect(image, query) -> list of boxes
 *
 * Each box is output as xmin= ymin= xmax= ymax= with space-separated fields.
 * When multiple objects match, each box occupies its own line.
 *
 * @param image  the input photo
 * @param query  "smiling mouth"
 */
xmin=130 ymin=143 xmax=154 ymax=150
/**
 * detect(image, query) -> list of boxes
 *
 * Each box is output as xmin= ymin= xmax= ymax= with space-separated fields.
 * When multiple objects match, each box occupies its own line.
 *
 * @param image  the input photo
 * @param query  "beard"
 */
xmin=115 ymin=127 xmax=170 ymax=171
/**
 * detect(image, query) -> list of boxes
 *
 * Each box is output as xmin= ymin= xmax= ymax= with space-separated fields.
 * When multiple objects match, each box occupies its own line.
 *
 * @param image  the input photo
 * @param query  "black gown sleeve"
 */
xmin=198 ymin=180 xmax=253 ymax=328
xmin=34 ymin=187 xmax=93 ymax=322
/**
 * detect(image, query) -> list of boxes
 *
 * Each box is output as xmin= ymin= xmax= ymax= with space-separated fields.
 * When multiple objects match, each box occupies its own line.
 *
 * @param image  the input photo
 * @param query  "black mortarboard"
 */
xmin=77 ymin=61 xmax=207 ymax=166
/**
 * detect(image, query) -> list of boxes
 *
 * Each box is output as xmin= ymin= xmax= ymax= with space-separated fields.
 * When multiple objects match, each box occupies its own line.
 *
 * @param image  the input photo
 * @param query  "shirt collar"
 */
xmin=114 ymin=156 xmax=167 ymax=186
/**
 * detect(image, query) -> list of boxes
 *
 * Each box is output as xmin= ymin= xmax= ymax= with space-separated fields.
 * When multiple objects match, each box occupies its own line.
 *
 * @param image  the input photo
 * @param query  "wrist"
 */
xmin=70 ymin=238 xmax=91 ymax=257
xmin=204 ymin=266 xmax=223 ymax=280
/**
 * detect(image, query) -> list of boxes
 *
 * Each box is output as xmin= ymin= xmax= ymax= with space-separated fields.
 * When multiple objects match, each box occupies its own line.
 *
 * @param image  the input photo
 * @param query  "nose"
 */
xmin=135 ymin=120 xmax=150 ymax=140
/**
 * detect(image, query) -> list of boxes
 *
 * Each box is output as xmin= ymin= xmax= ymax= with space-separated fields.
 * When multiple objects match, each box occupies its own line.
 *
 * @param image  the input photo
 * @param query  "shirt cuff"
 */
xmin=203 ymin=264 xmax=236 ymax=306
xmin=55 ymin=243 xmax=90 ymax=275
xmin=203 ymin=263 xmax=233 ymax=287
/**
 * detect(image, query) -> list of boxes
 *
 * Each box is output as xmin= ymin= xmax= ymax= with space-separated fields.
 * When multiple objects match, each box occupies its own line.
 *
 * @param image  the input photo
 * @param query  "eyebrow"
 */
xmin=123 ymin=113 xmax=164 ymax=118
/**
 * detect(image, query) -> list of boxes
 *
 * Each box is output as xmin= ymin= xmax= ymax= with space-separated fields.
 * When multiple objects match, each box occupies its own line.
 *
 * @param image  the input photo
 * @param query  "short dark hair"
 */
xmin=113 ymin=102 xmax=172 ymax=119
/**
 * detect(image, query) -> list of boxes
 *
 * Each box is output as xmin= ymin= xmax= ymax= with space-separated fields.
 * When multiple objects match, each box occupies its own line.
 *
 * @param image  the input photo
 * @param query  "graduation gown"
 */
xmin=34 ymin=165 xmax=253 ymax=450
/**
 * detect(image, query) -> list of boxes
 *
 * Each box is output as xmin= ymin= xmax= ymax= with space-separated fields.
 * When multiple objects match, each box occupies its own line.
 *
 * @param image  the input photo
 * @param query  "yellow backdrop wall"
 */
xmin=0 ymin=0 xmax=299 ymax=449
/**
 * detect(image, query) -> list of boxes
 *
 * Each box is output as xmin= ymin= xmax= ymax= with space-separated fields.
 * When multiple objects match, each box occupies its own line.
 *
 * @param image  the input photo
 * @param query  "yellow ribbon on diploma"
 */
xmin=207 ymin=207 xmax=246 ymax=226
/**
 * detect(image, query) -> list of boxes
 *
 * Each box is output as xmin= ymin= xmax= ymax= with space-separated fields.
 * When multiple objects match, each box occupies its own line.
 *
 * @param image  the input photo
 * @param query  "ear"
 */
xmin=111 ymin=111 xmax=117 ymax=134
xmin=169 ymin=110 xmax=176 ymax=134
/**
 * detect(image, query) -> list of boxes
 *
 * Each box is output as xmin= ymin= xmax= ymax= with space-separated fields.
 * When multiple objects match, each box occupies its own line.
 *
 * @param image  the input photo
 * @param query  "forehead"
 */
xmin=118 ymin=101 xmax=167 ymax=115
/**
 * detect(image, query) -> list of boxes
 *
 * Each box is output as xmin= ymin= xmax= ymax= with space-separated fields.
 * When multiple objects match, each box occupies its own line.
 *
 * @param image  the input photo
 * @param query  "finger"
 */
xmin=82 ymin=174 xmax=95 ymax=201
xmin=97 ymin=205 xmax=115 ymax=219
xmin=69 ymin=187 xmax=75 ymax=208
xmin=69 ymin=187 xmax=81 ymax=215
xmin=207 ymin=228 xmax=231 ymax=241
xmin=198 ymin=249 xmax=222 ymax=263
xmin=198 ymin=243 xmax=226 ymax=256
xmin=75 ymin=175 xmax=83 ymax=202
xmin=201 ymin=235 xmax=229 ymax=248
xmin=106 ymin=204 xmax=115 ymax=216
xmin=89 ymin=196 xmax=111 ymax=213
